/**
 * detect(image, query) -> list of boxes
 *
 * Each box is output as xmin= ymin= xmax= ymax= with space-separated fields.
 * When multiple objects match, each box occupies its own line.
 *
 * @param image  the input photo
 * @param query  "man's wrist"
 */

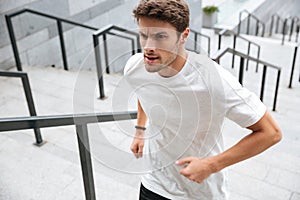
xmin=135 ymin=125 xmax=146 ymax=131
xmin=206 ymin=156 xmax=222 ymax=173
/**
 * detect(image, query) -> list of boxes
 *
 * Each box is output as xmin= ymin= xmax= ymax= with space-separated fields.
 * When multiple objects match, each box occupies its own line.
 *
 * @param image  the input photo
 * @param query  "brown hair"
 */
xmin=133 ymin=0 xmax=190 ymax=33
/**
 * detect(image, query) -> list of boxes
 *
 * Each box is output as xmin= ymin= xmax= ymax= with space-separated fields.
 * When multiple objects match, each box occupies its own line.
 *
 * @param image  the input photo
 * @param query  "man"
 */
xmin=123 ymin=0 xmax=282 ymax=199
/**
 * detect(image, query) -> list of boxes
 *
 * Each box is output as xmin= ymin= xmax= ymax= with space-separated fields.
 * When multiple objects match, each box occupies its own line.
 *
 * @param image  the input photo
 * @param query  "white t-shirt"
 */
xmin=123 ymin=52 xmax=266 ymax=200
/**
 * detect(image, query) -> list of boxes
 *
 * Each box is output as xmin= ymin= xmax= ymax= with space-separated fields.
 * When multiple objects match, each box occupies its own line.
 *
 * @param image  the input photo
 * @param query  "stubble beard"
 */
xmin=144 ymin=43 xmax=180 ymax=74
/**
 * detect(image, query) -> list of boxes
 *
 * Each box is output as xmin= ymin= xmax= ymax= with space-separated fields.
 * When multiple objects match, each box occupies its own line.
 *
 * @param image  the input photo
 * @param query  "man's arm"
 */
xmin=176 ymin=111 xmax=282 ymax=183
xmin=130 ymin=100 xmax=147 ymax=158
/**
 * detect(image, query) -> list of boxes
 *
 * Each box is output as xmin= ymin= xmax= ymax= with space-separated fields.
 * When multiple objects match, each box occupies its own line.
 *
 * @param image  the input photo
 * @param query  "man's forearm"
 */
xmin=211 ymin=112 xmax=282 ymax=173
xmin=137 ymin=100 xmax=147 ymax=127
xmin=212 ymin=130 xmax=280 ymax=173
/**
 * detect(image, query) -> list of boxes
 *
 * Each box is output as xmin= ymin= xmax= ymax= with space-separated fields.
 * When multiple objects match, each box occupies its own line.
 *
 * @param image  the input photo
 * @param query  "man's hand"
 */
xmin=130 ymin=130 xmax=145 ymax=158
xmin=176 ymin=157 xmax=216 ymax=183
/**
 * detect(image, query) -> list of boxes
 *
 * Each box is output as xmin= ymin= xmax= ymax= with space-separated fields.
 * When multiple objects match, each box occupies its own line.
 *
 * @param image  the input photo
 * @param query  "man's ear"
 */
xmin=181 ymin=28 xmax=190 ymax=43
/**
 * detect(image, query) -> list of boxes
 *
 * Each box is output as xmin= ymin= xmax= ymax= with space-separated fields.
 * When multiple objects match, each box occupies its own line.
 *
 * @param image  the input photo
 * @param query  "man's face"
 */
xmin=138 ymin=17 xmax=183 ymax=73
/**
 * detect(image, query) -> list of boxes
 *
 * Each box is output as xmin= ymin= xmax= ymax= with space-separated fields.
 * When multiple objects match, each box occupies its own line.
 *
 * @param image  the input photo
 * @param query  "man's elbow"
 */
xmin=271 ymin=127 xmax=282 ymax=145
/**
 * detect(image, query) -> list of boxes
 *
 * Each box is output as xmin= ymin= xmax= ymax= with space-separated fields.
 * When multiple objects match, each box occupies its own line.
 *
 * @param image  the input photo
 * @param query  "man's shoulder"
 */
xmin=187 ymin=51 xmax=214 ymax=69
xmin=123 ymin=53 xmax=144 ymax=75
xmin=187 ymin=51 xmax=219 ymax=76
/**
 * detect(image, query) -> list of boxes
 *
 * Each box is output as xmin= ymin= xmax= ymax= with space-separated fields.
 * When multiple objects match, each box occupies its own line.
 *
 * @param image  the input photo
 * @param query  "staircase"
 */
xmin=1 ymin=27 xmax=300 ymax=199
xmin=0 ymin=66 xmax=140 ymax=200
xmin=1 ymin=2 xmax=300 ymax=200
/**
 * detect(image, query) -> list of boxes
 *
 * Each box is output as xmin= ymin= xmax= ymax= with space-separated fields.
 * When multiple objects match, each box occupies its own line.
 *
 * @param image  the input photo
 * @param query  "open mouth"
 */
xmin=145 ymin=55 xmax=159 ymax=63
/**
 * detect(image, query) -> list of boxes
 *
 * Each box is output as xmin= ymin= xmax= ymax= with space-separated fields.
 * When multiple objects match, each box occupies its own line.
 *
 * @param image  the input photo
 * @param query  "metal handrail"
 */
xmin=288 ymin=16 xmax=299 ymax=43
xmin=237 ymin=10 xmax=265 ymax=37
xmin=288 ymin=42 xmax=300 ymax=88
xmin=218 ymin=29 xmax=261 ymax=71
xmin=0 ymin=70 xmax=43 ymax=145
xmin=5 ymin=8 xmax=99 ymax=72
xmin=211 ymin=47 xmax=281 ymax=111
xmin=0 ymin=111 xmax=137 ymax=131
xmin=269 ymin=14 xmax=299 ymax=45
xmin=269 ymin=14 xmax=284 ymax=36
xmin=93 ymin=24 xmax=141 ymax=99
xmin=5 ymin=8 xmax=141 ymax=101
xmin=282 ymin=16 xmax=300 ymax=45
xmin=0 ymin=111 xmax=137 ymax=200
xmin=189 ymin=29 xmax=211 ymax=55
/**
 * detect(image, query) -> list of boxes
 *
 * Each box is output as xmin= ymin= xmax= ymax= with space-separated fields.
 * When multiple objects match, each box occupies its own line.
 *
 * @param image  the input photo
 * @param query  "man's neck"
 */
xmin=158 ymin=50 xmax=188 ymax=78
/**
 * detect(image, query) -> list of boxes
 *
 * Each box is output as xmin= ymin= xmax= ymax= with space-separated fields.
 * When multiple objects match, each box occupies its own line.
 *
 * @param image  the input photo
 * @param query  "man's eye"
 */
xmin=156 ymin=34 xmax=167 ymax=40
xmin=140 ymin=33 xmax=148 ymax=39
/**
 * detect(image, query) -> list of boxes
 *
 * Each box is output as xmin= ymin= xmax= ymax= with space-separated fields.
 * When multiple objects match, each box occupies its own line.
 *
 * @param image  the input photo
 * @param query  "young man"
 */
xmin=123 ymin=0 xmax=282 ymax=199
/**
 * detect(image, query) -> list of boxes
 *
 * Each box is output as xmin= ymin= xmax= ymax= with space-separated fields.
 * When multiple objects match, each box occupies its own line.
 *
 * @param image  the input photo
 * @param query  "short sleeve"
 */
xmin=221 ymin=68 xmax=267 ymax=128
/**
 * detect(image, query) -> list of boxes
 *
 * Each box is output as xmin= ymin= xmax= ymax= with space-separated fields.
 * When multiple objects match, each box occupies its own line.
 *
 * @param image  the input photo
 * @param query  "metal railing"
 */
xmin=281 ymin=16 xmax=300 ymax=45
xmin=0 ymin=111 xmax=137 ymax=200
xmin=0 ymin=70 xmax=43 ymax=145
xmin=288 ymin=43 xmax=300 ymax=88
xmin=5 ymin=8 xmax=99 ymax=71
xmin=5 ymin=9 xmax=142 ymax=100
xmin=269 ymin=14 xmax=300 ymax=45
xmin=93 ymin=24 xmax=141 ymax=99
xmin=269 ymin=14 xmax=284 ymax=36
xmin=218 ymin=29 xmax=261 ymax=71
xmin=211 ymin=48 xmax=281 ymax=111
xmin=237 ymin=10 xmax=265 ymax=37
xmin=189 ymin=29 xmax=211 ymax=55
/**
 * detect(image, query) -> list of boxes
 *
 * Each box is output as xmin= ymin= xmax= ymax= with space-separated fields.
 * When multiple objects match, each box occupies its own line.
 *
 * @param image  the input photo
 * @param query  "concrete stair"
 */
xmin=1 ymin=14 xmax=300 ymax=200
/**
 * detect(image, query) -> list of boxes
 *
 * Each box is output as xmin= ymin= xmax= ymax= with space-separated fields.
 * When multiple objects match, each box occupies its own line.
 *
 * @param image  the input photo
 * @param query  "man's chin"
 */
xmin=144 ymin=63 xmax=160 ymax=73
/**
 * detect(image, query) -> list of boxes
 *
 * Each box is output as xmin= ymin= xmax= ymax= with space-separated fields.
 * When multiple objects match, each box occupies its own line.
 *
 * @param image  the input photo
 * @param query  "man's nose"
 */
xmin=143 ymin=38 xmax=157 ymax=52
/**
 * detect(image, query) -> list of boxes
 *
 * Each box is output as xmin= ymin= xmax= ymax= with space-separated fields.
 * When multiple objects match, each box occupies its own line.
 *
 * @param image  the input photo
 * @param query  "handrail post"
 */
xmin=289 ymin=45 xmax=298 ymax=88
xmin=256 ymin=46 xmax=260 ymax=72
xmin=5 ymin=15 xmax=22 ymax=71
xmin=131 ymin=39 xmax=135 ymax=55
xmin=296 ymin=24 xmax=299 ymax=43
xmin=218 ymin=34 xmax=222 ymax=50
xmin=57 ymin=20 xmax=69 ymax=71
xmin=275 ymin=16 xmax=280 ymax=33
xmin=137 ymin=35 xmax=142 ymax=53
xmin=21 ymin=74 xmax=43 ymax=145
xmin=237 ymin=12 xmax=242 ymax=34
xmin=194 ymin=32 xmax=198 ymax=52
xmin=246 ymin=15 xmax=250 ymax=34
xmin=255 ymin=21 xmax=259 ymax=36
xmin=273 ymin=69 xmax=281 ymax=111
xmin=93 ymin=35 xmax=105 ymax=99
xmin=262 ymin=23 xmax=265 ymax=37
xmin=238 ymin=57 xmax=245 ymax=85
xmin=76 ymin=124 xmax=96 ymax=200
xmin=299 ymin=69 xmax=300 ymax=82
xmin=260 ymin=65 xmax=267 ymax=101
xmin=232 ymin=35 xmax=237 ymax=68
xmin=282 ymin=19 xmax=287 ymax=45
xmin=269 ymin=15 xmax=274 ymax=36
xmin=246 ymin=41 xmax=251 ymax=70
xmin=103 ymin=33 xmax=110 ymax=74
xmin=289 ymin=20 xmax=294 ymax=42
xmin=207 ymin=37 xmax=211 ymax=56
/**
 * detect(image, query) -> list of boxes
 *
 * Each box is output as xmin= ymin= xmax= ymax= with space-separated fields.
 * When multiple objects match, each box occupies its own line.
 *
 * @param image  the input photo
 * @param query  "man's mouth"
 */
xmin=145 ymin=55 xmax=159 ymax=63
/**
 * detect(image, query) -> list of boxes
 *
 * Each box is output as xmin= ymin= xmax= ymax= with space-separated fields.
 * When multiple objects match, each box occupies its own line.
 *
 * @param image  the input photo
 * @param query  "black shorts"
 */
xmin=139 ymin=183 xmax=170 ymax=200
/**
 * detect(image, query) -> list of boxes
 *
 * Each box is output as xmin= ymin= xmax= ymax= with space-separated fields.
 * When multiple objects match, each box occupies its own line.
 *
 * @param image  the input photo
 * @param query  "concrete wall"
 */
xmin=0 ymin=0 xmax=124 ymax=70
xmin=0 ymin=0 xmax=202 ymax=72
